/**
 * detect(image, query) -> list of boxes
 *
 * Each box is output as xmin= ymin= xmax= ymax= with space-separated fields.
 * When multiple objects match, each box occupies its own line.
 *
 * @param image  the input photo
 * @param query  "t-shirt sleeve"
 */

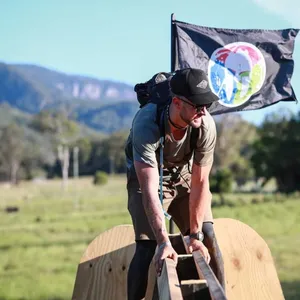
xmin=132 ymin=105 xmax=160 ymax=168
xmin=194 ymin=115 xmax=217 ymax=166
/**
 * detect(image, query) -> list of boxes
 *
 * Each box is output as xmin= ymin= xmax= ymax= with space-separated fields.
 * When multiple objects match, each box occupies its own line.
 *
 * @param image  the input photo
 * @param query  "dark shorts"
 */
xmin=127 ymin=172 xmax=213 ymax=241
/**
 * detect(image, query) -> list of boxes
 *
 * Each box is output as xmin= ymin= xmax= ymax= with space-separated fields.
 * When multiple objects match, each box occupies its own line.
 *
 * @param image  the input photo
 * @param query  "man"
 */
xmin=125 ymin=68 xmax=225 ymax=300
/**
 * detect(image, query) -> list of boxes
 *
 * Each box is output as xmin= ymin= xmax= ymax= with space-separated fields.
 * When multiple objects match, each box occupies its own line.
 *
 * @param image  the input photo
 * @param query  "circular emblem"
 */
xmin=208 ymin=42 xmax=266 ymax=107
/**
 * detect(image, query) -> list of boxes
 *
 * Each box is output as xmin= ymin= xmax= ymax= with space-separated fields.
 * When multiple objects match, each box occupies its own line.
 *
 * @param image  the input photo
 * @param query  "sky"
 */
xmin=0 ymin=0 xmax=299 ymax=124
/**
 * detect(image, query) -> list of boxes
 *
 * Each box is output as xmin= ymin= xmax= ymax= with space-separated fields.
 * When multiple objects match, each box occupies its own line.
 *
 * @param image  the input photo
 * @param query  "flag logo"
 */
xmin=208 ymin=42 xmax=266 ymax=107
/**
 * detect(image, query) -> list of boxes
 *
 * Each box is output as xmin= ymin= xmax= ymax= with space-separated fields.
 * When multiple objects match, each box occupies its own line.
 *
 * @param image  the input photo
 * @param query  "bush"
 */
xmin=251 ymin=197 xmax=260 ymax=204
xmin=210 ymin=168 xmax=233 ymax=194
xmin=263 ymin=195 xmax=273 ymax=203
xmin=93 ymin=171 xmax=108 ymax=185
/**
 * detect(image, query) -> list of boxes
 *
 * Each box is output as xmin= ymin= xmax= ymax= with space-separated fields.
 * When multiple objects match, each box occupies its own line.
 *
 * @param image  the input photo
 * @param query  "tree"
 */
xmin=68 ymin=137 xmax=93 ymax=176
xmin=213 ymin=114 xmax=257 ymax=187
xmin=210 ymin=168 xmax=233 ymax=205
xmin=0 ymin=124 xmax=24 ymax=184
xmin=30 ymin=111 xmax=80 ymax=189
xmin=251 ymin=111 xmax=300 ymax=193
xmin=104 ymin=131 xmax=128 ymax=174
xmin=87 ymin=130 xmax=128 ymax=174
xmin=21 ymin=129 xmax=56 ymax=180
xmin=0 ymin=122 xmax=56 ymax=183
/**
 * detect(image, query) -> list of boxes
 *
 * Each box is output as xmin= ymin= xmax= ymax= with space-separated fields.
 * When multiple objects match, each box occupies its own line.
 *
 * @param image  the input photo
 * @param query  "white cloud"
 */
xmin=252 ymin=0 xmax=300 ymax=28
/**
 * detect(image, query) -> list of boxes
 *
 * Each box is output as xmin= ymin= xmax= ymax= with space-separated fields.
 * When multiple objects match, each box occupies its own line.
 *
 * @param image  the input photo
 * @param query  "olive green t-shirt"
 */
xmin=125 ymin=103 xmax=216 ymax=178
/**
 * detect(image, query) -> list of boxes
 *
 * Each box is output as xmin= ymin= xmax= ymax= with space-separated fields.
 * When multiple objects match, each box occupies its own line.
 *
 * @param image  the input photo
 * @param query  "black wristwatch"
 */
xmin=189 ymin=231 xmax=204 ymax=242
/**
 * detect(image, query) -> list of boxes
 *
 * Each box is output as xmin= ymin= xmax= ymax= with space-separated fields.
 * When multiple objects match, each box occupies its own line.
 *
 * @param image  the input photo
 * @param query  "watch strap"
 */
xmin=189 ymin=231 xmax=204 ymax=241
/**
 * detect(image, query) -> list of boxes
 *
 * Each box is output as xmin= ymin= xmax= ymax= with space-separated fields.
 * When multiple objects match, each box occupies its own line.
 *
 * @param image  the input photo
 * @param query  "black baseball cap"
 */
xmin=170 ymin=68 xmax=219 ymax=105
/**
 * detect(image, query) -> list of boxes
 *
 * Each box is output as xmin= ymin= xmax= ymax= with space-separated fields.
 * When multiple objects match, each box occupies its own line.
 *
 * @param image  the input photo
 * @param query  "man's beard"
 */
xmin=180 ymin=112 xmax=202 ymax=128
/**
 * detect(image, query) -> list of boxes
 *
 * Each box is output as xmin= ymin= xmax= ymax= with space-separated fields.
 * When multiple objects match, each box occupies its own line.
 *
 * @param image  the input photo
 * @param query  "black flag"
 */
xmin=171 ymin=18 xmax=299 ymax=115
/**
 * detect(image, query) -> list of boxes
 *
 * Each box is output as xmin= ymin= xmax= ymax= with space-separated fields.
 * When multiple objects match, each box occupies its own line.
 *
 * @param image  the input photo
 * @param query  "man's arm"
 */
xmin=189 ymin=162 xmax=213 ymax=235
xmin=134 ymin=160 xmax=169 ymax=245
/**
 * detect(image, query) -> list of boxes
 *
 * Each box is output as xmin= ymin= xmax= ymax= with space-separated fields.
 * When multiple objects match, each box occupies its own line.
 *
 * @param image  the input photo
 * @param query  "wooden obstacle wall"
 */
xmin=214 ymin=218 xmax=284 ymax=300
xmin=72 ymin=218 xmax=284 ymax=300
xmin=71 ymin=225 xmax=135 ymax=300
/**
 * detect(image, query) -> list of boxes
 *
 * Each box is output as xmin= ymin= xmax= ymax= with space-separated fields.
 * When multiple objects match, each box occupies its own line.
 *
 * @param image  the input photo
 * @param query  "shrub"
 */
xmin=93 ymin=171 xmax=108 ymax=186
xmin=237 ymin=197 xmax=248 ymax=206
xmin=210 ymin=168 xmax=233 ymax=194
xmin=251 ymin=197 xmax=260 ymax=204
xmin=263 ymin=195 xmax=272 ymax=203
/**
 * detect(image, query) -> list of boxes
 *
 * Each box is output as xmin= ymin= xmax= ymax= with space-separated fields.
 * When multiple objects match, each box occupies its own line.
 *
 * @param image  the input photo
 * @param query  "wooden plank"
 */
xmin=146 ymin=255 xmax=209 ymax=299
xmin=192 ymin=251 xmax=227 ymax=300
xmin=214 ymin=218 xmax=285 ymax=300
xmin=181 ymin=279 xmax=207 ymax=285
xmin=169 ymin=233 xmax=187 ymax=254
xmin=71 ymin=218 xmax=284 ymax=300
xmin=157 ymin=258 xmax=183 ymax=300
xmin=72 ymin=225 xmax=135 ymax=300
xmin=177 ymin=254 xmax=199 ymax=281
xmin=181 ymin=235 xmax=227 ymax=300
xmin=145 ymin=259 xmax=158 ymax=300
xmin=180 ymin=279 xmax=209 ymax=300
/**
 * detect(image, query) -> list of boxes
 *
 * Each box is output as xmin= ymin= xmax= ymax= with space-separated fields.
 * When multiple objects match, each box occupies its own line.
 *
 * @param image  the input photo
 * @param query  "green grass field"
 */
xmin=0 ymin=176 xmax=299 ymax=300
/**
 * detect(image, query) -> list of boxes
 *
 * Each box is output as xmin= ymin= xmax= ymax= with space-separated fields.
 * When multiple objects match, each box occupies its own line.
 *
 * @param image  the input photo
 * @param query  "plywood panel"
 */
xmin=157 ymin=258 xmax=183 ymax=300
xmin=181 ymin=235 xmax=227 ymax=300
xmin=71 ymin=219 xmax=284 ymax=300
xmin=72 ymin=225 xmax=135 ymax=300
xmin=214 ymin=218 xmax=284 ymax=300
xmin=145 ymin=259 xmax=158 ymax=300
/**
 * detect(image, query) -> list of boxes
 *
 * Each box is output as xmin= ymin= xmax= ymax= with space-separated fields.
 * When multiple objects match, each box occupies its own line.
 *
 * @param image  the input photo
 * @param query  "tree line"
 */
xmin=0 ymin=109 xmax=299 ymax=193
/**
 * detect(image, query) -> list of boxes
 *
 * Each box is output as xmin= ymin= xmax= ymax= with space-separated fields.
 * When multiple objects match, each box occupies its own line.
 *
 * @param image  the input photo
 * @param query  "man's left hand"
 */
xmin=188 ymin=238 xmax=211 ymax=264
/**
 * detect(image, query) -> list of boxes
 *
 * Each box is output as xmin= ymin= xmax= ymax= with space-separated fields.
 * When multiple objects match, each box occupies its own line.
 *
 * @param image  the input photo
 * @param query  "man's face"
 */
xmin=179 ymin=98 xmax=207 ymax=128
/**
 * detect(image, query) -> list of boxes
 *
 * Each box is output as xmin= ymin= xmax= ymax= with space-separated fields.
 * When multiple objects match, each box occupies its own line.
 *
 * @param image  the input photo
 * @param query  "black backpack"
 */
xmin=134 ymin=72 xmax=199 ymax=152
xmin=134 ymin=72 xmax=172 ymax=109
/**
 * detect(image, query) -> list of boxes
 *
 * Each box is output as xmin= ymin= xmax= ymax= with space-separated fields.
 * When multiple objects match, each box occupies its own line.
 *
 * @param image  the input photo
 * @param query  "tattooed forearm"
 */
xmin=141 ymin=186 xmax=169 ymax=245
xmin=190 ymin=162 xmax=213 ymax=234
xmin=134 ymin=161 xmax=169 ymax=245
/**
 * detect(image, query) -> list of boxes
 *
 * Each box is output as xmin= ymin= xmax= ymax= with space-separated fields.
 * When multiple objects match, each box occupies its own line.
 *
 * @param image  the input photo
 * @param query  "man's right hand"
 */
xmin=154 ymin=241 xmax=178 ymax=276
xmin=188 ymin=238 xmax=211 ymax=263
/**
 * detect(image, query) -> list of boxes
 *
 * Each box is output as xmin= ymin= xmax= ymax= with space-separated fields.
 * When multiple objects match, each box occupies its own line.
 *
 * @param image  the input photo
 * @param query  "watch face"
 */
xmin=190 ymin=231 xmax=204 ymax=241
xmin=197 ymin=232 xmax=204 ymax=241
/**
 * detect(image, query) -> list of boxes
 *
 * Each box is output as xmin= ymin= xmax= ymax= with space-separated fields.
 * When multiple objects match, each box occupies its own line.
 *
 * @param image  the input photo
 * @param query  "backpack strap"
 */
xmin=157 ymin=104 xmax=199 ymax=173
xmin=157 ymin=103 xmax=199 ymax=151
xmin=187 ymin=127 xmax=199 ymax=174
xmin=190 ymin=127 xmax=199 ymax=153
xmin=156 ymin=103 xmax=168 ymax=139
xmin=156 ymin=104 xmax=171 ymax=220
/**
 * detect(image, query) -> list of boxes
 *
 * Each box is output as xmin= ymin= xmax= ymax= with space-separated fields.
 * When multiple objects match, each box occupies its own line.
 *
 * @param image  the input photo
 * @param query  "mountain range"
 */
xmin=0 ymin=62 xmax=140 ymax=134
xmin=1 ymin=61 xmax=298 ymax=136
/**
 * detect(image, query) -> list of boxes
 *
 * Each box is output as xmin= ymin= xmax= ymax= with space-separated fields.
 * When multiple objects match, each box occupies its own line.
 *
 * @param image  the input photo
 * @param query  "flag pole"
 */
xmin=169 ymin=13 xmax=176 ymax=234
xmin=171 ymin=13 xmax=176 ymax=72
